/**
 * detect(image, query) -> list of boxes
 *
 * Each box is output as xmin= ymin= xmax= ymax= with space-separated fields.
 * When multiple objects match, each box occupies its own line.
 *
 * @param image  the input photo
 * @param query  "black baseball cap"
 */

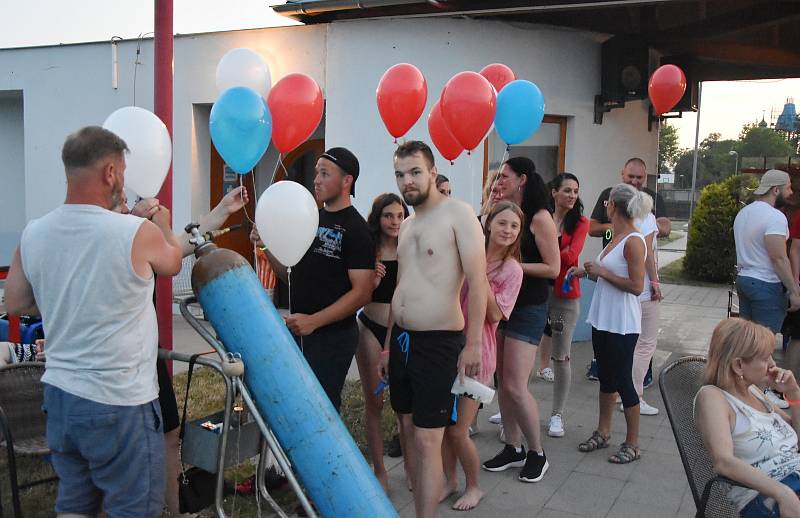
xmin=320 ymin=147 xmax=360 ymax=196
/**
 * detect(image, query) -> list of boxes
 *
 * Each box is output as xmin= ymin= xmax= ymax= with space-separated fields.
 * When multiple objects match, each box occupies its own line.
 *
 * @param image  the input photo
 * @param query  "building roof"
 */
xmin=273 ymin=0 xmax=800 ymax=81
xmin=775 ymin=99 xmax=799 ymax=133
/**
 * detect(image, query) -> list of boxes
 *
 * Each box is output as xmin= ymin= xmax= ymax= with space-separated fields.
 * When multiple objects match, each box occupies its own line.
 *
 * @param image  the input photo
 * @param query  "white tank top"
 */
xmin=702 ymin=385 xmax=800 ymax=511
xmin=21 ymin=204 xmax=158 ymax=406
xmin=586 ymin=232 xmax=644 ymax=335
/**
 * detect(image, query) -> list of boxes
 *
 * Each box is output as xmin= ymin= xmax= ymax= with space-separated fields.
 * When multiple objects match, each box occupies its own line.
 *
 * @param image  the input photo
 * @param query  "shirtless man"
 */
xmin=379 ymin=141 xmax=487 ymax=518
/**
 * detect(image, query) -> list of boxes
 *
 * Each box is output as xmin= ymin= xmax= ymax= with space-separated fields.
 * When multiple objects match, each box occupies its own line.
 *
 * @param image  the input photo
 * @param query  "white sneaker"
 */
xmin=639 ymin=399 xmax=660 ymax=416
xmin=537 ymin=367 xmax=555 ymax=382
xmin=765 ymin=389 xmax=790 ymax=409
xmin=489 ymin=412 xmax=502 ymax=425
xmin=547 ymin=414 xmax=565 ymax=437
xmin=619 ymin=400 xmax=660 ymax=415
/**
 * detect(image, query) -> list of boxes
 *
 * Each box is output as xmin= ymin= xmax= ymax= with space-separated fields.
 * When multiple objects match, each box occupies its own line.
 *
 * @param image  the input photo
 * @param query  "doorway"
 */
xmin=209 ymin=145 xmax=258 ymax=263
xmin=484 ymin=115 xmax=568 ymax=186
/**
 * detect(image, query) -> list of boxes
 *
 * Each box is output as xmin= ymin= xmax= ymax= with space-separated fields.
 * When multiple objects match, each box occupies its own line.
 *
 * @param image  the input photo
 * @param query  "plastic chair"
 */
xmin=0 ymin=362 xmax=57 ymax=517
xmin=659 ymin=356 xmax=739 ymax=518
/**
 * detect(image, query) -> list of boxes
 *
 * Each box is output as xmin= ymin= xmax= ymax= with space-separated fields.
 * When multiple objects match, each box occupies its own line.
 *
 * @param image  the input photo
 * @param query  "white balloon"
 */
xmin=255 ymin=181 xmax=319 ymax=267
xmin=103 ymin=107 xmax=172 ymax=199
xmin=216 ymin=48 xmax=272 ymax=98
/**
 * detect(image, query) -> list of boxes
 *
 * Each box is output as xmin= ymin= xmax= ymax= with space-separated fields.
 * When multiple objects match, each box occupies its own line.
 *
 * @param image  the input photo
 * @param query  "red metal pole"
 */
xmin=154 ymin=0 xmax=174 ymax=369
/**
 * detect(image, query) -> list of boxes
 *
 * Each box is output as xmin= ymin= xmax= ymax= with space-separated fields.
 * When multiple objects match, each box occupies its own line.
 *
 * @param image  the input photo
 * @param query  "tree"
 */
xmin=684 ymin=174 xmax=759 ymax=282
xmin=736 ymin=124 xmax=793 ymax=158
xmin=658 ymin=123 xmax=680 ymax=174
xmin=672 ymin=132 xmax=737 ymax=188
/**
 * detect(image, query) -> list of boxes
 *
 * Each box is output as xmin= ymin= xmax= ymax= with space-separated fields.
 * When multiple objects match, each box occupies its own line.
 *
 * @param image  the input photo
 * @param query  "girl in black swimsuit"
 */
xmin=356 ymin=193 xmax=408 ymax=491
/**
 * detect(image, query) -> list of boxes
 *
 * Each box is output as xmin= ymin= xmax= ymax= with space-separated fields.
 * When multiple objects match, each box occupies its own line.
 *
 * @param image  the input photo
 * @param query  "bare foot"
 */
xmin=439 ymin=480 xmax=458 ymax=503
xmin=404 ymin=468 xmax=413 ymax=491
xmin=376 ymin=472 xmax=389 ymax=494
xmin=452 ymin=487 xmax=484 ymax=511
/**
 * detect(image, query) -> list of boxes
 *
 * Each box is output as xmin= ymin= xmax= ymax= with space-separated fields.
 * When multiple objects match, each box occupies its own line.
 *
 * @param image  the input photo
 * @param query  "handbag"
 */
xmin=177 ymin=354 xmax=217 ymax=514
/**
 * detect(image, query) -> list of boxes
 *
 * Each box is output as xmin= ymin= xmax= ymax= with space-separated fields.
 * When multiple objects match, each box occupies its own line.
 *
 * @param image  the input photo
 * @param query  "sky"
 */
xmin=670 ymin=79 xmax=800 ymax=150
xmin=1 ymin=1 xmax=797 ymax=151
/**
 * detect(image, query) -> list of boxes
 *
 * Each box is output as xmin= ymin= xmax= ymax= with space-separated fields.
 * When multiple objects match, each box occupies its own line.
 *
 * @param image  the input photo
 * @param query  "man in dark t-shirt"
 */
xmin=271 ymin=147 xmax=375 ymax=410
xmin=586 ymin=157 xmax=670 ymax=382
xmin=589 ymin=157 xmax=670 ymax=247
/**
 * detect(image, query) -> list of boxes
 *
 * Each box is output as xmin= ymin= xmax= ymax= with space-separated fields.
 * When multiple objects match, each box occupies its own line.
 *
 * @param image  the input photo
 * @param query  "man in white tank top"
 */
xmin=5 ymin=126 xmax=183 ymax=517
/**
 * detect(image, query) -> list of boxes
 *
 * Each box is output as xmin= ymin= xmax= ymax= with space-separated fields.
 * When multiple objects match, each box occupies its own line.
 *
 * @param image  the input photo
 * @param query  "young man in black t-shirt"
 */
xmin=272 ymin=147 xmax=376 ymax=410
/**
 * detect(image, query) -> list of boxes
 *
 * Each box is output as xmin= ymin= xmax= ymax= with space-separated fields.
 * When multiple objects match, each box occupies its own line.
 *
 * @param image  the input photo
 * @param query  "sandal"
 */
xmin=578 ymin=430 xmax=609 ymax=452
xmin=608 ymin=443 xmax=641 ymax=464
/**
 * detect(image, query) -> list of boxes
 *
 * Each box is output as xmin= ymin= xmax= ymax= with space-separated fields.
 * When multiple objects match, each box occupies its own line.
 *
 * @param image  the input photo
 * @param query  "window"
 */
xmin=484 ymin=115 xmax=567 ymax=187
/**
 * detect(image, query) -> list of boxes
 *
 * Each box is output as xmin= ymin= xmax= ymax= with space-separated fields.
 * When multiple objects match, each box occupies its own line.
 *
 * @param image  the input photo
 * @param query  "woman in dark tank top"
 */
xmin=355 ymin=193 xmax=408 ymax=491
xmin=481 ymin=157 xmax=561 ymax=482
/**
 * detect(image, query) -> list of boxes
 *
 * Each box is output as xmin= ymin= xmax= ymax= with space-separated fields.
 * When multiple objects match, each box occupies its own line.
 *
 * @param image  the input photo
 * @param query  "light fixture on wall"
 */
xmin=111 ymin=36 xmax=123 ymax=89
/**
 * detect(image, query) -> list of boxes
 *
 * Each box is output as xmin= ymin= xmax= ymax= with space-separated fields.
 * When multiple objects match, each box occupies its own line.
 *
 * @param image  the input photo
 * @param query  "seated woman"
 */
xmin=1 ymin=339 xmax=44 ymax=364
xmin=695 ymin=318 xmax=800 ymax=517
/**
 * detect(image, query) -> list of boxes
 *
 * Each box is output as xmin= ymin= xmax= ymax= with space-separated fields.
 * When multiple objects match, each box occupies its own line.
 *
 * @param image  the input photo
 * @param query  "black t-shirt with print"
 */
xmin=590 ymin=186 xmax=666 ymax=247
xmin=290 ymin=205 xmax=375 ymax=331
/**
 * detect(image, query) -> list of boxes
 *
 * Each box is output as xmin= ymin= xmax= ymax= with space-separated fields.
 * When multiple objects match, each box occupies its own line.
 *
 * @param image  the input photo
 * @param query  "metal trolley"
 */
xmin=163 ymin=297 xmax=317 ymax=518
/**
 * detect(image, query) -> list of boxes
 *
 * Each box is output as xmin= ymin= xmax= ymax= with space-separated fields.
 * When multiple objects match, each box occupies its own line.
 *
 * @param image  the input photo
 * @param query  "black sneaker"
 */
xmin=482 ymin=444 xmax=526 ymax=472
xmin=519 ymin=451 xmax=549 ymax=483
xmin=386 ymin=433 xmax=402 ymax=458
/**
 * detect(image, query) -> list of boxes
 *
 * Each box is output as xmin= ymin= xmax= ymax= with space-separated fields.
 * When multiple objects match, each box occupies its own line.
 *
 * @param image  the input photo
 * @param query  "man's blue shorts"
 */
xmin=736 ymin=275 xmax=787 ymax=334
xmin=43 ymin=384 xmax=165 ymax=517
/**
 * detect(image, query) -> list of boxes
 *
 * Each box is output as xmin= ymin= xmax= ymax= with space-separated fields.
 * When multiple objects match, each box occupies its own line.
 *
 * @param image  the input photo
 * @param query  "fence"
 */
xmin=659 ymin=189 xmax=700 ymax=220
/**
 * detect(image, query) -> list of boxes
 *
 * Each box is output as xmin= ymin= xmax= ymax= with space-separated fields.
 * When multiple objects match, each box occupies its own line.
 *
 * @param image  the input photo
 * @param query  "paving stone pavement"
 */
xmin=170 ymin=281 xmax=733 ymax=517
xmin=382 ymin=282 xmax=731 ymax=517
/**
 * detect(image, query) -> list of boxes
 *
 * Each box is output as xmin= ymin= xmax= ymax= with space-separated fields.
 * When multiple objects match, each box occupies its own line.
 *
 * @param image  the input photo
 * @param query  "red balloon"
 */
xmin=376 ymin=64 xmax=428 ymax=139
xmin=648 ymin=64 xmax=687 ymax=115
xmin=428 ymin=101 xmax=463 ymax=163
xmin=267 ymin=73 xmax=324 ymax=154
xmin=376 ymin=63 xmax=428 ymax=138
xmin=480 ymin=63 xmax=516 ymax=93
xmin=440 ymin=71 xmax=497 ymax=151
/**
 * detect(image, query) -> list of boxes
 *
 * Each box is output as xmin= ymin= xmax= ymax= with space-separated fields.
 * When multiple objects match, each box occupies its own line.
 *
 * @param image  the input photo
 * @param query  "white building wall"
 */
xmin=0 ymin=39 xmax=155 ymax=223
xmin=0 ymin=25 xmax=326 ymax=238
xmin=325 ymin=17 xmax=657 ymax=261
xmin=0 ymin=18 xmax=657 ymax=265
xmin=0 ymin=94 xmax=25 ymax=233
xmin=0 ymin=92 xmax=26 ymax=265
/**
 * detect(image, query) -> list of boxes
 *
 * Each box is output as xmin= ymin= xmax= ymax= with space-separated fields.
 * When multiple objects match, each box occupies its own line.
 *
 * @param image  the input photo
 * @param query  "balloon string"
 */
xmin=239 ymin=173 xmax=256 ymax=225
xmin=287 ymin=266 xmax=302 ymax=353
xmin=485 ymin=147 xmax=509 ymax=214
xmin=268 ymin=156 xmax=281 ymax=186
xmin=279 ymin=157 xmax=288 ymax=181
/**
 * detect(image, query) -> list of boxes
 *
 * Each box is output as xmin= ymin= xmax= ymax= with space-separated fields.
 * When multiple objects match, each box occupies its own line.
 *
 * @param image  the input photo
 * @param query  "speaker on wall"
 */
xmin=659 ymin=55 xmax=699 ymax=113
xmin=601 ymin=35 xmax=650 ymax=102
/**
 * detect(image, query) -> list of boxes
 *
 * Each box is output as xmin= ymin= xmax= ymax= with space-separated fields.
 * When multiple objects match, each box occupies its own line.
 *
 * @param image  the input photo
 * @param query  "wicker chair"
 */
xmin=0 ymin=362 xmax=56 ymax=517
xmin=659 ymin=355 xmax=739 ymax=518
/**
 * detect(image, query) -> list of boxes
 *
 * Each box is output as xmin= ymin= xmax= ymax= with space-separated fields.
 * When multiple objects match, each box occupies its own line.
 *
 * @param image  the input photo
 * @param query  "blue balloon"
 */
xmin=210 ymin=86 xmax=272 ymax=174
xmin=495 ymin=80 xmax=545 ymax=146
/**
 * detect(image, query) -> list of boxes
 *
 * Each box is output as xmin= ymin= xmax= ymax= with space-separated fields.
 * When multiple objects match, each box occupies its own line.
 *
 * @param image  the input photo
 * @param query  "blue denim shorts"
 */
xmin=499 ymin=302 xmax=548 ymax=345
xmin=740 ymin=472 xmax=800 ymax=518
xmin=43 ymin=384 xmax=165 ymax=517
xmin=736 ymin=274 xmax=787 ymax=334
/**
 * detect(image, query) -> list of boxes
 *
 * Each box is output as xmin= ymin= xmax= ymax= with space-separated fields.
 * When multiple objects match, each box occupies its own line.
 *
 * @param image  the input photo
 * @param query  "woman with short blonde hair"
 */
xmin=696 ymin=318 xmax=800 ymax=517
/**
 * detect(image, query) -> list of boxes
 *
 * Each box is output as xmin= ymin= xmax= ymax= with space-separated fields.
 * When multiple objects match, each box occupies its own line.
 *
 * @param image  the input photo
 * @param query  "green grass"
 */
xmin=657 ymin=231 xmax=683 ymax=247
xmin=658 ymin=257 xmax=729 ymax=287
xmin=1 ymin=367 xmax=396 ymax=517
